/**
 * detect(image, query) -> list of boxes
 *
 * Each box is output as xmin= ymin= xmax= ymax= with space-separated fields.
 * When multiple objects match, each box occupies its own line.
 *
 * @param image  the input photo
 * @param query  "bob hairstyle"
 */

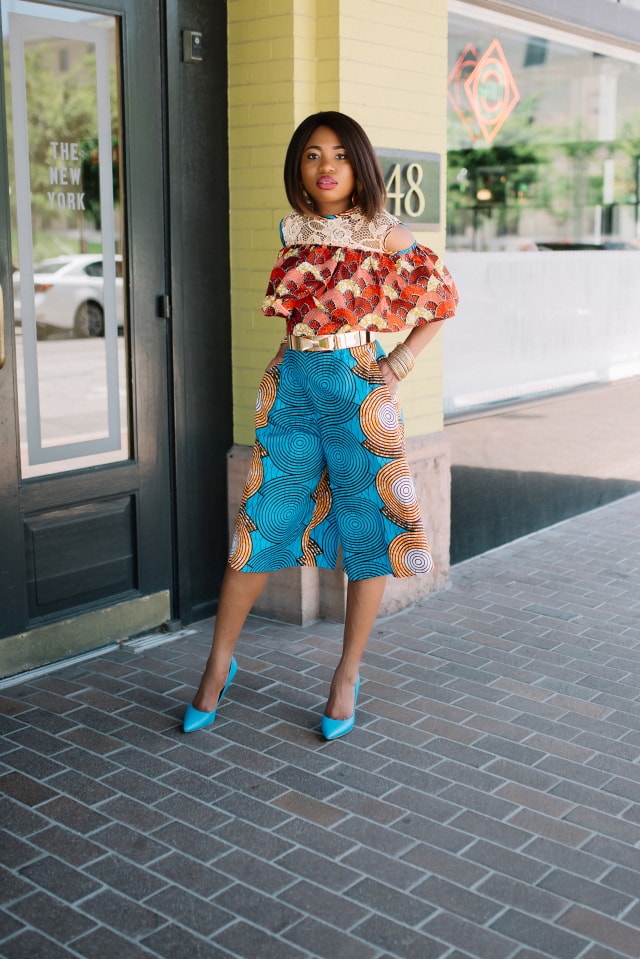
xmin=284 ymin=111 xmax=387 ymax=219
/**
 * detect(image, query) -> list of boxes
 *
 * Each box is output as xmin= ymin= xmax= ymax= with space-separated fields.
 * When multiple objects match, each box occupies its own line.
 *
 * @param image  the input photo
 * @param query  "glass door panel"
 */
xmin=4 ymin=1 xmax=127 ymax=477
xmin=0 ymin=0 xmax=173 ymax=653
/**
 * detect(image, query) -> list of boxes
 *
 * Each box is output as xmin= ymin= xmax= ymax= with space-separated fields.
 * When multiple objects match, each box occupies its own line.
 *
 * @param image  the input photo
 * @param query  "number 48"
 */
xmin=385 ymin=162 xmax=426 ymax=218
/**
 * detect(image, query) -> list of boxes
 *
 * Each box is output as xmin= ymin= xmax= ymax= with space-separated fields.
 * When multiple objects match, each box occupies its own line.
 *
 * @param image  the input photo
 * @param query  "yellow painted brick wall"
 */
xmin=227 ymin=1 xmax=294 ymax=444
xmin=228 ymin=0 xmax=450 ymax=445
xmin=336 ymin=0 xmax=449 ymax=438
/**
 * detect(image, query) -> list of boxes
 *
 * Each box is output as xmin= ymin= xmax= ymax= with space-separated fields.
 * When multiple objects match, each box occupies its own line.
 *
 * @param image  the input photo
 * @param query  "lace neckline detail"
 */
xmin=281 ymin=208 xmax=398 ymax=253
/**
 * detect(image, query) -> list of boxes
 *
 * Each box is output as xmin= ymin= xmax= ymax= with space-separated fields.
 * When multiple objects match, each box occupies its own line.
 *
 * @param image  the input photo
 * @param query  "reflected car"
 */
xmin=602 ymin=240 xmax=640 ymax=250
xmin=535 ymin=240 xmax=640 ymax=251
xmin=535 ymin=241 xmax=605 ymax=251
xmin=13 ymin=254 xmax=124 ymax=338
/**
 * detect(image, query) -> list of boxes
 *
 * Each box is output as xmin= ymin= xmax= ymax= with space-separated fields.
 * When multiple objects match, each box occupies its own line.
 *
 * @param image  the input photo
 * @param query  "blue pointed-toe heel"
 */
xmin=183 ymin=656 xmax=238 ymax=733
xmin=321 ymin=676 xmax=360 ymax=741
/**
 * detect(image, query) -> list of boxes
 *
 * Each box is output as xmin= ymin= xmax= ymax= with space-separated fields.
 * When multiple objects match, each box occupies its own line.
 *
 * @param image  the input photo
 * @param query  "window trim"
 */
xmin=450 ymin=0 xmax=640 ymax=64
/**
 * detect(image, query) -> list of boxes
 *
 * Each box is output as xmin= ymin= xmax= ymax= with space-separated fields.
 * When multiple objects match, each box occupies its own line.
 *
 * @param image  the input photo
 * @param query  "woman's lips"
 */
xmin=317 ymin=177 xmax=338 ymax=189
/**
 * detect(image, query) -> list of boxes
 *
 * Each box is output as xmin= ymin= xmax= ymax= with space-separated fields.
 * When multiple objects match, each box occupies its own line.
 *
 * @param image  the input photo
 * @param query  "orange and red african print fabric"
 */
xmin=262 ymin=209 xmax=458 ymax=336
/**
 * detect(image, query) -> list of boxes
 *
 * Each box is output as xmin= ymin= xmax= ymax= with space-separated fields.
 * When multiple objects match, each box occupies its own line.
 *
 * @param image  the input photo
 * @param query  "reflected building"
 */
xmin=445 ymin=2 xmax=640 ymax=414
xmin=444 ymin=0 xmax=640 ymax=559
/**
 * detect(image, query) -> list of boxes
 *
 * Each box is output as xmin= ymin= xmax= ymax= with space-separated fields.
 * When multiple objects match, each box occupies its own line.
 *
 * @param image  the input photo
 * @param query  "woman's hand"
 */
xmin=377 ymin=356 xmax=399 ymax=397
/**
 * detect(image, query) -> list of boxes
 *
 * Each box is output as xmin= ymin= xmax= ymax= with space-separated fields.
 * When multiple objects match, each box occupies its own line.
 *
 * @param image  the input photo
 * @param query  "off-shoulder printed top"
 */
xmin=261 ymin=208 xmax=458 ymax=336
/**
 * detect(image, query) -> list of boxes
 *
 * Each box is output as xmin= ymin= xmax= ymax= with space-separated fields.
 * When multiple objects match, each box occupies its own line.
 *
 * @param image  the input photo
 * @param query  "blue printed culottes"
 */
xmin=228 ymin=341 xmax=433 ymax=581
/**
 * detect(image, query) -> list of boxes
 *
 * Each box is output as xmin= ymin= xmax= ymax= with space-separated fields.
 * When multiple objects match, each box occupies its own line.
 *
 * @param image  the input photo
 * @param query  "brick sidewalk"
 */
xmin=1 ymin=492 xmax=640 ymax=959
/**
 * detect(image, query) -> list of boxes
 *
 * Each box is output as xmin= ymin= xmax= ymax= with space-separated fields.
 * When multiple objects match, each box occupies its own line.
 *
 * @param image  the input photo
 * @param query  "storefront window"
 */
xmin=4 ymin=2 xmax=127 ymax=478
xmin=447 ymin=8 xmax=640 ymax=251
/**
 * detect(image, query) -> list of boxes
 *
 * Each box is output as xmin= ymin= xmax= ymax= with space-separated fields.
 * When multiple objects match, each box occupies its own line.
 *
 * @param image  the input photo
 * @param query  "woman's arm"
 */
xmin=378 ymin=223 xmax=448 ymax=392
xmin=378 ymin=320 xmax=445 ymax=394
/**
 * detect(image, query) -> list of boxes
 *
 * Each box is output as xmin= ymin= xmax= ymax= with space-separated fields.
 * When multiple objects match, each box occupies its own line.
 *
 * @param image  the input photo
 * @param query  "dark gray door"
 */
xmin=0 ymin=0 xmax=173 ymax=672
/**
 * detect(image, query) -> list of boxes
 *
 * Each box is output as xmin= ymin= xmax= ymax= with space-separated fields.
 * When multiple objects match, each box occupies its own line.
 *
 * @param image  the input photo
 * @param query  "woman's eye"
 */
xmin=336 ymin=153 xmax=347 ymax=160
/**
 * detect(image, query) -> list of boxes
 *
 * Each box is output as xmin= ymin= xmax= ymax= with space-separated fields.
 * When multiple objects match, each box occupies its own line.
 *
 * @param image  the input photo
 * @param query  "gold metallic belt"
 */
xmin=287 ymin=330 xmax=371 ymax=352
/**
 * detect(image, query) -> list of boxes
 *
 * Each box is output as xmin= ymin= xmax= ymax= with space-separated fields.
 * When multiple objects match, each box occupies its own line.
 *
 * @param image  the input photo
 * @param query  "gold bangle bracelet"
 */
xmin=386 ymin=342 xmax=415 ymax=380
xmin=386 ymin=354 xmax=409 ymax=380
xmin=390 ymin=342 xmax=415 ymax=370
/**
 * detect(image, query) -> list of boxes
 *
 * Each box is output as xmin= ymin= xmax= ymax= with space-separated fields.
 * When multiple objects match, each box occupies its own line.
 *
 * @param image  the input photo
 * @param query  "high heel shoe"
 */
xmin=182 ymin=657 xmax=238 ymax=733
xmin=321 ymin=676 xmax=360 ymax=741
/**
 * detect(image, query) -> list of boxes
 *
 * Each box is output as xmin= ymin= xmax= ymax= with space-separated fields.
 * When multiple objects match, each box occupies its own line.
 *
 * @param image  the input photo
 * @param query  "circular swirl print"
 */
xmin=255 ymin=367 xmax=280 ymax=429
xmin=242 ymin=441 xmax=267 ymax=503
xmin=350 ymin=343 xmax=382 ymax=385
xmin=297 ymin=470 xmax=334 ymax=567
xmin=388 ymin=531 xmax=433 ymax=577
xmin=360 ymin=387 xmax=403 ymax=458
xmin=299 ymin=530 xmax=322 ymax=566
xmin=275 ymin=359 xmax=306 ymax=412
xmin=322 ymin=427 xmax=372 ymax=493
xmin=309 ymin=357 xmax=360 ymax=423
xmin=251 ymin=477 xmax=311 ymax=543
xmin=335 ymin=497 xmax=387 ymax=559
xmin=376 ymin=459 xmax=422 ymax=528
xmin=267 ymin=428 xmax=324 ymax=477
xmin=310 ymin=469 xmax=332 ymax=527
xmin=228 ymin=507 xmax=257 ymax=569
xmin=314 ymin=512 xmax=341 ymax=568
xmin=250 ymin=545 xmax=300 ymax=572
xmin=346 ymin=557 xmax=394 ymax=580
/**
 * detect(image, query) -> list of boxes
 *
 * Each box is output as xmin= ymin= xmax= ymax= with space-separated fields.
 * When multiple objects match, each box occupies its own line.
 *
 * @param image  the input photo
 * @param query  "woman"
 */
xmin=184 ymin=111 xmax=458 ymax=740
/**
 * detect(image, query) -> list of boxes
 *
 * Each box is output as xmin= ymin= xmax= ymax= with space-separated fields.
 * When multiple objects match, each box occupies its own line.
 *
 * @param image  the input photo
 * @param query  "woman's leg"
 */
xmin=191 ymin=566 xmax=268 ymax=711
xmin=324 ymin=574 xmax=387 ymax=720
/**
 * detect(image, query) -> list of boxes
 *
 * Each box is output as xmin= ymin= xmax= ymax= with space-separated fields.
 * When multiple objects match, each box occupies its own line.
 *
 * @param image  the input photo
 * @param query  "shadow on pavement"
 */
xmin=450 ymin=464 xmax=640 ymax=564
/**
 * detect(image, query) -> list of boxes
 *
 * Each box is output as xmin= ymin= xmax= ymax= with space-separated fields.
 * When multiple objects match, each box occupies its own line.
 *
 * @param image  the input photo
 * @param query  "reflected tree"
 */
xmin=4 ymin=36 xmax=120 ymax=260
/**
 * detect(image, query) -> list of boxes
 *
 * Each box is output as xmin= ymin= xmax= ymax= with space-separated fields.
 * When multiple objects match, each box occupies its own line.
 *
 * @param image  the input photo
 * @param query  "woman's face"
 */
xmin=300 ymin=126 xmax=356 ymax=216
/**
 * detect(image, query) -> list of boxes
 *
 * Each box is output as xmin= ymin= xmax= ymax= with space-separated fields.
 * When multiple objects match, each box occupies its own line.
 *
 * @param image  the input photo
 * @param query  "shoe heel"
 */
xmin=183 ymin=656 xmax=237 ymax=733
xmin=321 ymin=676 xmax=360 ymax=741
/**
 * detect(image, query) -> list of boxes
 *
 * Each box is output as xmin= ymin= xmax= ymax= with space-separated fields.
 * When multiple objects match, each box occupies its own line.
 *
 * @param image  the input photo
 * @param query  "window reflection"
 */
xmin=448 ymin=15 xmax=640 ymax=252
xmin=603 ymin=0 xmax=640 ymax=8
xmin=445 ymin=0 xmax=640 ymax=566
xmin=5 ymin=3 xmax=128 ymax=478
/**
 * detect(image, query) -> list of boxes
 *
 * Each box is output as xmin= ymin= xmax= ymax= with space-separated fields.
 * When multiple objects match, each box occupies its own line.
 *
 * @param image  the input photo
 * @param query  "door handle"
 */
xmin=0 ymin=284 xmax=4 ymax=369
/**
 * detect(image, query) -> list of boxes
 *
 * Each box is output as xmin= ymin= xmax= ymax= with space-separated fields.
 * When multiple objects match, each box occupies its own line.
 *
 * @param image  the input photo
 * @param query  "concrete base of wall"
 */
xmin=226 ymin=431 xmax=451 ymax=625
xmin=0 ymin=591 xmax=171 ymax=680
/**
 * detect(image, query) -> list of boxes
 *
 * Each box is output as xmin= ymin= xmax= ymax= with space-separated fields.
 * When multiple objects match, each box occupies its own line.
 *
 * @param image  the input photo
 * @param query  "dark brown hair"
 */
xmin=284 ymin=111 xmax=386 ymax=219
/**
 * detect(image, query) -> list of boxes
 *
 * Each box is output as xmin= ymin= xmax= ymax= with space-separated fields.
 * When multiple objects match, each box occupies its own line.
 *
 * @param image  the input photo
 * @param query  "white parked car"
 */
xmin=13 ymin=254 xmax=124 ymax=338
